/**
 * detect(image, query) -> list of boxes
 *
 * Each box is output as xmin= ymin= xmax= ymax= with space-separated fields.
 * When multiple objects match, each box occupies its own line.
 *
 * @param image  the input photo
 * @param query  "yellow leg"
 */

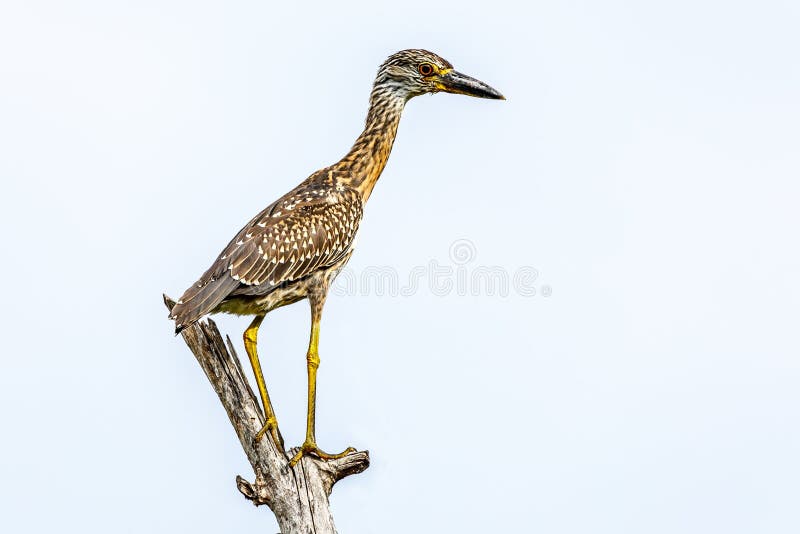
xmin=243 ymin=315 xmax=284 ymax=451
xmin=289 ymin=294 xmax=355 ymax=466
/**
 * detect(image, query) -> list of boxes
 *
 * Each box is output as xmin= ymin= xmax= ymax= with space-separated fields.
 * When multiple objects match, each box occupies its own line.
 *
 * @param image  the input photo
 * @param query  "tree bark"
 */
xmin=164 ymin=295 xmax=369 ymax=533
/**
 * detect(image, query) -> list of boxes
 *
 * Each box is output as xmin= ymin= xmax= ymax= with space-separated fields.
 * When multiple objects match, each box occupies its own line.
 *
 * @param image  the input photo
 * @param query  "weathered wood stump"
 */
xmin=164 ymin=295 xmax=369 ymax=533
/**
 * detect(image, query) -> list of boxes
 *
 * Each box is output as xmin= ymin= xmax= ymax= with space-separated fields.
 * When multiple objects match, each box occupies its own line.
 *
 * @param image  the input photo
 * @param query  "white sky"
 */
xmin=1 ymin=1 xmax=798 ymax=532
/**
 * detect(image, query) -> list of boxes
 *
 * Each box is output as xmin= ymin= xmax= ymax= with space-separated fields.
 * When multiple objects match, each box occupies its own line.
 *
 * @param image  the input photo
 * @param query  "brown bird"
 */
xmin=170 ymin=49 xmax=504 ymax=465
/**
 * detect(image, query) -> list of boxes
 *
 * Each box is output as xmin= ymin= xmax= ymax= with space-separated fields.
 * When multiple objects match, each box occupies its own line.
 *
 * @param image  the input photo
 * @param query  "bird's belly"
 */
xmin=214 ymin=248 xmax=354 ymax=317
xmin=215 ymin=281 xmax=309 ymax=316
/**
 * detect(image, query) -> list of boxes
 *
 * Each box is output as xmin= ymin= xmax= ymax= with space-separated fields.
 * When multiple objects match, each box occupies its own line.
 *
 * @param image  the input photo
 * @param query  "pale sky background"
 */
xmin=1 ymin=1 xmax=799 ymax=532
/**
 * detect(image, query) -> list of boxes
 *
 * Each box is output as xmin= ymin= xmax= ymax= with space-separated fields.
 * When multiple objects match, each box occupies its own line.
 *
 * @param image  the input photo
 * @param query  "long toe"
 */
xmin=289 ymin=442 xmax=356 ymax=466
xmin=253 ymin=420 xmax=285 ymax=453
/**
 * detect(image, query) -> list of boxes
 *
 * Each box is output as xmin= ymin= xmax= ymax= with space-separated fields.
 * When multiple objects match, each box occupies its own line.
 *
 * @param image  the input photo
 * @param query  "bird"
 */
xmin=170 ymin=49 xmax=504 ymax=466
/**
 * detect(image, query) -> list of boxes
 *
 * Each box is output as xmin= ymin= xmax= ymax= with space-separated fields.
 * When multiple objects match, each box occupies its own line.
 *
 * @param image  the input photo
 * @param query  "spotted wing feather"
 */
xmin=170 ymin=184 xmax=362 ymax=332
xmin=227 ymin=187 xmax=361 ymax=288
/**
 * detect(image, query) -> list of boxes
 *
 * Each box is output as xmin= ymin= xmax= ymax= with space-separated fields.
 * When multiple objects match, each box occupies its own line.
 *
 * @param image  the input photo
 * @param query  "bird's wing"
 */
xmin=226 ymin=185 xmax=363 ymax=288
xmin=170 ymin=184 xmax=362 ymax=331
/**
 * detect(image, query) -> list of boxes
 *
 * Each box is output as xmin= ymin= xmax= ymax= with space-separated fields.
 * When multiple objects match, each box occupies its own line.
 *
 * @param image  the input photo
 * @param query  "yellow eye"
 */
xmin=418 ymin=63 xmax=434 ymax=76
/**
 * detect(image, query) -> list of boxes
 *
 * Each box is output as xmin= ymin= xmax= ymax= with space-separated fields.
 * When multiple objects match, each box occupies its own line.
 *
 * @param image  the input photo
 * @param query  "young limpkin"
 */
xmin=170 ymin=49 xmax=504 ymax=465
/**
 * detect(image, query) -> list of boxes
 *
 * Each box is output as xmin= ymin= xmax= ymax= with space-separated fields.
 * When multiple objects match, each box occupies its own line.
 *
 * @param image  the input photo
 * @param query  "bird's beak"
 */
xmin=436 ymin=70 xmax=505 ymax=100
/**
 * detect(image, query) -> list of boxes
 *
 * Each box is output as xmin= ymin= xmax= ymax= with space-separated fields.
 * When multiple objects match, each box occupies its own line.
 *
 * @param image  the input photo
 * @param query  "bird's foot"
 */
xmin=289 ymin=440 xmax=356 ymax=467
xmin=253 ymin=417 xmax=284 ymax=452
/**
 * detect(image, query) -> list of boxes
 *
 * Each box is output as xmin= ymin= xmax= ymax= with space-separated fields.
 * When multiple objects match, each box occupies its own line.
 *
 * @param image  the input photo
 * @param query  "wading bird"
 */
xmin=170 ymin=49 xmax=503 ymax=465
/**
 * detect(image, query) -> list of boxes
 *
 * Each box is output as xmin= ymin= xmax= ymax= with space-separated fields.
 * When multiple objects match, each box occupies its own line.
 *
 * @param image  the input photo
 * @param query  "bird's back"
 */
xmin=171 ymin=175 xmax=363 ymax=332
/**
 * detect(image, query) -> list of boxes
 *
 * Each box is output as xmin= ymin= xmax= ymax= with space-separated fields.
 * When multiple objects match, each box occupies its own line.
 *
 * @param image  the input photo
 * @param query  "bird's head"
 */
xmin=374 ymin=49 xmax=505 ymax=101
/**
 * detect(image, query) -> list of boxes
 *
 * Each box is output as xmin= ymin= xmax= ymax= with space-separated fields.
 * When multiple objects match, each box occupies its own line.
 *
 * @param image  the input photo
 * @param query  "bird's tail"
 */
xmin=169 ymin=270 xmax=239 ymax=334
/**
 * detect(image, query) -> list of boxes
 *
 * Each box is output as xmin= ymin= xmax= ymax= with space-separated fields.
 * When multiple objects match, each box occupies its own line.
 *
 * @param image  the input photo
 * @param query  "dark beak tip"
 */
xmin=444 ymin=71 xmax=506 ymax=101
xmin=481 ymin=88 xmax=505 ymax=101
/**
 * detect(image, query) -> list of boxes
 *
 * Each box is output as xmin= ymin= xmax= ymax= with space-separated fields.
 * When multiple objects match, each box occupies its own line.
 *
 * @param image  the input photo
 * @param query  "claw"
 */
xmin=253 ymin=417 xmax=284 ymax=452
xmin=289 ymin=441 xmax=356 ymax=466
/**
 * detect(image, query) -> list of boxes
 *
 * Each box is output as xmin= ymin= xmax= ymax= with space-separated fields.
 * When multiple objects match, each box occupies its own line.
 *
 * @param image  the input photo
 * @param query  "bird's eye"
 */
xmin=418 ymin=63 xmax=434 ymax=76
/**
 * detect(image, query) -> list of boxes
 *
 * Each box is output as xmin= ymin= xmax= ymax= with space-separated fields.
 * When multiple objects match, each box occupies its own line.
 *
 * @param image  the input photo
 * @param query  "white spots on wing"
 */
xmin=221 ymin=186 xmax=363 ymax=290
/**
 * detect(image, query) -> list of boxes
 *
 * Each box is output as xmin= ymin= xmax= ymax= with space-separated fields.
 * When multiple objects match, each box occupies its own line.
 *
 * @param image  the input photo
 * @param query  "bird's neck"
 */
xmin=337 ymin=86 xmax=407 ymax=202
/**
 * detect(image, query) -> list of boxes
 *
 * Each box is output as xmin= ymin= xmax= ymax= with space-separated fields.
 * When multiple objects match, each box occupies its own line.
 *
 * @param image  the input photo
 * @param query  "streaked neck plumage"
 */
xmin=337 ymin=83 xmax=409 ymax=202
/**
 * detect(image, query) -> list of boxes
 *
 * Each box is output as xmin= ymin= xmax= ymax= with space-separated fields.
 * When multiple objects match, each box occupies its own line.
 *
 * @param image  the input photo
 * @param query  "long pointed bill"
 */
xmin=437 ymin=70 xmax=505 ymax=100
